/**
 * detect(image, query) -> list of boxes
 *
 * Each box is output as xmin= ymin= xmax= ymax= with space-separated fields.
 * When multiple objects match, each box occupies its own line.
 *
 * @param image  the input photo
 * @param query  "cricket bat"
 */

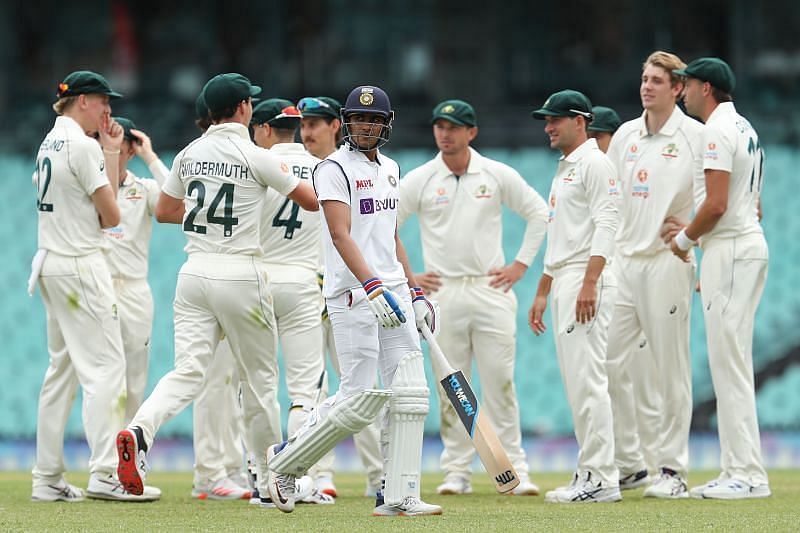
xmin=420 ymin=324 xmax=520 ymax=493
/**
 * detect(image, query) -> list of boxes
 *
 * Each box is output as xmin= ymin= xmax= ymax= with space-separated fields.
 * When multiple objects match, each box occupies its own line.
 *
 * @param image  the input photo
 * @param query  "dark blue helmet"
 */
xmin=341 ymin=85 xmax=394 ymax=151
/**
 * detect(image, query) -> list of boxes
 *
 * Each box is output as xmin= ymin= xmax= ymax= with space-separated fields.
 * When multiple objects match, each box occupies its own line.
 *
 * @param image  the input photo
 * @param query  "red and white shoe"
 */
xmin=192 ymin=477 xmax=251 ymax=500
xmin=116 ymin=426 xmax=148 ymax=496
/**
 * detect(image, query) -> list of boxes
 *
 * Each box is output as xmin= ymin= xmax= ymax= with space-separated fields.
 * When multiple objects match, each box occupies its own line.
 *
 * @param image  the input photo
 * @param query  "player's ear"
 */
xmin=468 ymin=126 xmax=479 ymax=142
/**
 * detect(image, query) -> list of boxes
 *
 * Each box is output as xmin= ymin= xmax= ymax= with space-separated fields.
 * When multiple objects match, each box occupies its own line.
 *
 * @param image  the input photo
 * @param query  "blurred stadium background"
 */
xmin=1 ymin=0 xmax=799 ymax=472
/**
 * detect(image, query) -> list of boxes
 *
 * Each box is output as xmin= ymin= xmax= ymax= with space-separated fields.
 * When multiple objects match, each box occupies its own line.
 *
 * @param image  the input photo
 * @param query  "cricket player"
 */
xmin=604 ymin=51 xmax=703 ymax=498
xmin=587 ymin=106 xmax=622 ymax=152
xmin=31 ymin=71 xmax=159 ymax=502
xmin=668 ymin=58 xmax=770 ymax=499
xmin=251 ymin=98 xmax=333 ymax=505
xmin=103 ymin=117 xmax=169 ymax=425
xmin=265 ymin=85 xmax=441 ymax=517
xmin=529 ymin=90 xmax=621 ymax=503
xmin=299 ymin=95 xmax=384 ymax=498
xmin=115 ymin=73 xmax=319 ymax=499
xmin=398 ymin=99 xmax=547 ymax=496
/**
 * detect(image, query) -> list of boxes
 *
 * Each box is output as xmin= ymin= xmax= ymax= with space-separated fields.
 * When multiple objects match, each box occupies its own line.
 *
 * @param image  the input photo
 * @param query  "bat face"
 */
xmin=441 ymin=370 xmax=478 ymax=437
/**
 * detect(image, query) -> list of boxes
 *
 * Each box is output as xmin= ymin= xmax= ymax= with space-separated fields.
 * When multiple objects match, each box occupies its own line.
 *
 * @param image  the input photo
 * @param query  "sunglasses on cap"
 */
xmin=270 ymin=105 xmax=302 ymax=121
xmin=297 ymin=97 xmax=332 ymax=112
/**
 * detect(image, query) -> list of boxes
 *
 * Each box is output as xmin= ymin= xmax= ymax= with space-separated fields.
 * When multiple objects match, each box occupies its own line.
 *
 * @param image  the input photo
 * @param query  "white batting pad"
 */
xmin=384 ymin=351 xmax=430 ymax=505
xmin=269 ymin=389 xmax=392 ymax=476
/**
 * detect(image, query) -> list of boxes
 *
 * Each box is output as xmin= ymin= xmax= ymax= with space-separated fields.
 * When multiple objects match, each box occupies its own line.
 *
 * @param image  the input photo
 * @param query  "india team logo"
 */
xmin=359 ymin=87 xmax=374 ymax=106
xmin=387 ymin=175 xmax=397 ymax=187
xmin=359 ymin=198 xmax=375 ymax=214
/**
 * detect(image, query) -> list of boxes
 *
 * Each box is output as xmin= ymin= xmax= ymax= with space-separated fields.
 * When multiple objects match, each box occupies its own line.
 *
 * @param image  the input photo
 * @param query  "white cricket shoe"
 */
xmin=295 ymin=475 xmax=315 ymax=501
xmin=643 ymin=468 xmax=688 ymax=499
xmin=86 ymin=473 xmax=161 ymax=502
xmin=116 ymin=426 xmax=149 ymax=496
xmin=619 ymin=469 xmax=650 ymax=491
xmin=192 ymin=477 xmax=251 ymax=500
xmin=689 ymin=477 xmax=727 ymax=499
xmin=701 ymin=478 xmax=771 ymax=500
xmin=545 ymin=472 xmax=621 ymax=503
xmin=266 ymin=444 xmax=295 ymax=513
xmin=510 ymin=474 xmax=540 ymax=496
xmin=544 ymin=471 xmax=579 ymax=500
xmin=315 ymin=475 xmax=337 ymax=498
xmin=373 ymin=496 xmax=443 ymax=517
xmin=299 ymin=488 xmax=336 ymax=504
xmin=436 ymin=473 xmax=472 ymax=495
xmin=31 ymin=478 xmax=85 ymax=502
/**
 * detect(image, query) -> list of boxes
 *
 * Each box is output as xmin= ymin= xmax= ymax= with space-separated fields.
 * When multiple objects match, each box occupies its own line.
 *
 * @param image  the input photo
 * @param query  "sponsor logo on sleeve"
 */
xmin=705 ymin=142 xmax=719 ymax=161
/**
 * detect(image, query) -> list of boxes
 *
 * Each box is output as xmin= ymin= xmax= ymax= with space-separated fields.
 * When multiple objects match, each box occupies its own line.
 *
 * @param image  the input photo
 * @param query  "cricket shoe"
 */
xmin=266 ymin=443 xmax=295 ymax=513
xmin=295 ymin=475 xmax=315 ymax=501
xmin=248 ymin=488 xmax=261 ymax=505
xmin=544 ymin=471 xmax=579 ymax=500
xmin=436 ymin=473 xmax=472 ymax=495
xmin=701 ymin=478 xmax=771 ymax=500
xmin=259 ymin=497 xmax=276 ymax=509
xmin=643 ymin=468 xmax=688 ymax=499
xmin=86 ymin=473 xmax=161 ymax=502
xmin=31 ymin=478 xmax=85 ymax=502
xmin=191 ymin=477 xmax=251 ymax=500
xmin=373 ymin=496 xmax=443 ymax=517
xmin=315 ymin=475 xmax=337 ymax=498
xmin=299 ymin=488 xmax=336 ymax=505
xmin=545 ymin=472 xmax=621 ymax=503
xmin=510 ymin=474 xmax=540 ymax=496
xmin=619 ymin=469 xmax=650 ymax=490
xmin=689 ymin=477 xmax=727 ymax=499
xmin=116 ymin=426 xmax=148 ymax=496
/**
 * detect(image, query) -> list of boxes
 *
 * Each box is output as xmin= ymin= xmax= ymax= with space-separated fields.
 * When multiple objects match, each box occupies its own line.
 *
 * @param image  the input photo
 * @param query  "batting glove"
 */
xmin=410 ymin=287 xmax=438 ymax=335
xmin=363 ymin=278 xmax=406 ymax=328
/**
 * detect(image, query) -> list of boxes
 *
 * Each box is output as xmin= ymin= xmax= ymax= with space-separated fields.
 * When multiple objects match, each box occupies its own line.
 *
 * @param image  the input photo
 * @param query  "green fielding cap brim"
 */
xmin=672 ymin=68 xmax=689 ymax=77
xmin=531 ymin=108 xmax=570 ymax=119
xmin=587 ymin=125 xmax=615 ymax=133
xmin=430 ymin=113 xmax=474 ymax=127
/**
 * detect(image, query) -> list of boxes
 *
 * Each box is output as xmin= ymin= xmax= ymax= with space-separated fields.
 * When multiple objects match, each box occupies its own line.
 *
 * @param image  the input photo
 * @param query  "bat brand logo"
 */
xmin=447 ymin=374 xmax=476 ymax=418
xmin=495 ymin=470 xmax=517 ymax=486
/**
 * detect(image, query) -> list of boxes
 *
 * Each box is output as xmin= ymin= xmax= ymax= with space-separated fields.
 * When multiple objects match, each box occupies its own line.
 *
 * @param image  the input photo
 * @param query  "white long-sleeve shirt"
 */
xmin=398 ymin=147 xmax=548 ymax=277
xmin=543 ymin=138 xmax=619 ymax=275
xmin=606 ymin=106 xmax=703 ymax=257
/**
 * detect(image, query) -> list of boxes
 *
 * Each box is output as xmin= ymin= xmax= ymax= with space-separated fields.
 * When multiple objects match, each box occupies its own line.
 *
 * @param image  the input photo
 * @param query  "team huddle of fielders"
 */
xmin=29 ymin=48 xmax=769 ymax=515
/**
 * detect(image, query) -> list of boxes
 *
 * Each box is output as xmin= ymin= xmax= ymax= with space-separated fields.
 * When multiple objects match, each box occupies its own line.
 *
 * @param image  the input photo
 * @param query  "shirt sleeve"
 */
xmin=161 ymin=153 xmax=186 ymax=199
xmin=143 ymin=178 xmax=161 ymax=215
xmin=74 ymin=139 xmax=111 ymax=195
xmin=500 ymin=167 xmax=549 ymax=267
xmin=702 ymin=122 xmax=734 ymax=173
xmin=584 ymin=155 xmax=619 ymax=260
xmin=148 ymin=158 xmax=170 ymax=187
xmin=313 ymin=160 xmax=352 ymax=204
xmin=397 ymin=169 xmax=422 ymax=227
xmin=252 ymin=147 xmax=300 ymax=196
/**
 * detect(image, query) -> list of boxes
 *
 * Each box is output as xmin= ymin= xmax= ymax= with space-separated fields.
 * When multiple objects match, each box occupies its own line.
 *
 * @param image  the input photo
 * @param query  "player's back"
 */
xmin=260 ymin=142 xmax=321 ymax=272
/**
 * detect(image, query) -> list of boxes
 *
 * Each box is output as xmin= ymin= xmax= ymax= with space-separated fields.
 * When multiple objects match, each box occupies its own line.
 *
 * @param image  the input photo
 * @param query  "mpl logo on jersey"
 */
xmin=359 ymin=197 xmax=398 ymax=214
xmin=632 ymin=169 xmax=649 ymax=198
xmin=355 ymin=179 xmax=373 ymax=190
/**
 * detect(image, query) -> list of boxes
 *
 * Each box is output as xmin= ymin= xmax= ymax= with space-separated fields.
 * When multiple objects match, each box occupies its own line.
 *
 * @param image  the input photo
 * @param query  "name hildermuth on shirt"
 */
xmin=179 ymin=160 xmax=251 ymax=181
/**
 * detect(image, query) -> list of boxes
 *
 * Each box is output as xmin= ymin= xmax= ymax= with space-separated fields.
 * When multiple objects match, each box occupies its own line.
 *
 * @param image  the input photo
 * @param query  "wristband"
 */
xmin=675 ymin=229 xmax=696 ymax=252
xmin=410 ymin=286 xmax=425 ymax=301
xmin=103 ymin=148 xmax=121 ymax=155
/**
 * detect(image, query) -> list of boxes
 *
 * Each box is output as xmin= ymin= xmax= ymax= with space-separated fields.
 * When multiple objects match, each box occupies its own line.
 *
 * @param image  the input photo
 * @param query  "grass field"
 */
xmin=2 ymin=470 xmax=799 ymax=531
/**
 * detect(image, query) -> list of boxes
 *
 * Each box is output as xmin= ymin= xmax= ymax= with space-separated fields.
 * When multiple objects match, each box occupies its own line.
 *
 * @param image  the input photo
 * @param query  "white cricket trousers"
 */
xmin=701 ymin=234 xmax=768 ymax=486
xmin=551 ymin=265 xmax=618 ymax=487
xmin=606 ymin=251 xmax=694 ymax=478
xmin=113 ymin=277 xmax=154 ymax=425
xmin=193 ymin=338 xmax=246 ymax=486
xmin=433 ymin=276 xmax=530 ymax=479
xmin=131 ymin=254 xmax=282 ymax=482
xmin=33 ymin=251 xmax=126 ymax=484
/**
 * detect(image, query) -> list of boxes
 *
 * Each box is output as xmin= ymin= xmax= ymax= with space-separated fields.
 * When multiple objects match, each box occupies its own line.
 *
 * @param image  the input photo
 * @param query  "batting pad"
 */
xmin=384 ymin=351 xmax=430 ymax=505
xmin=269 ymin=389 xmax=392 ymax=476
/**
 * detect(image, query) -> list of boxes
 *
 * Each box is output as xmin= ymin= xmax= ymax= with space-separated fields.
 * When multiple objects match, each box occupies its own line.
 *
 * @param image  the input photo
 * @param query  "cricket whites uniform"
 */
xmin=128 ymin=122 xmax=299 ymax=492
xmin=399 ymin=147 xmax=548 ymax=480
xmin=103 ymin=162 xmax=168 ymax=423
xmin=605 ymin=107 xmax=702 ymax=481
xmin=32 ymin=116 xmax=127 ymax=486
xmin=544 ymin=138 xmax=619 ymax=488
xmin=698 ymin=102 xmax=768 ymax=487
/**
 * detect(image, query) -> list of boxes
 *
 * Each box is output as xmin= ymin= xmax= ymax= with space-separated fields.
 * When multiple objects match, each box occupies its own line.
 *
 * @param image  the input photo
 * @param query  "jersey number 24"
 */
xmin=183 ymin=180 xmax=239 ymax=237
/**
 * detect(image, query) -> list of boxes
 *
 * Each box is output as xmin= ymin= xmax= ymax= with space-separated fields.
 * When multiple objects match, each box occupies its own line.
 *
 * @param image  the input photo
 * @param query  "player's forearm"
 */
xmin=103 ymin=151 xmax=120 ymax=197
xmin=148 ymin=159 xmax=170 ymax=186
xmin=582 ymin=255 xmax=606 ymax=286
xmin=535 ymin=273 xmax=553 ymax=298
xmin=685 ymin=201 xmax=725 ymax=241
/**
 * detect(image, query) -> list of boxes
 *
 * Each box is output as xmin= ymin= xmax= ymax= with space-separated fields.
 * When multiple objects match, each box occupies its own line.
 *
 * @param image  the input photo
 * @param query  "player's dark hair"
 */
xmin=272 ymin=126 xmax=297 ymax=142
xmin=195 ymin=116 xmax=211 ymax=132
xmin=711 ymin=87 xmax=733 ymax=104
xmin=210 ymin=105 xmax=238 ymax=123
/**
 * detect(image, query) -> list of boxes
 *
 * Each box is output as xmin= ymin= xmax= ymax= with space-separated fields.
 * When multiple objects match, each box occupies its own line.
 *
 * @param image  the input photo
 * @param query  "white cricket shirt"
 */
xmin=698 ymin=102 xmax=764 ymax=241
xmin=313 ymin=145 xmax=406 ymax=298
xmin=607 ymin=106 xmax=703 ymax=256
xmin=543 ymin=138 xmax=619 ymax=275
xmin=260 ymin=143 xmax=322 ymax=278
xmin=35 ymin=116 xmax=111 ymax=256
xmin=398 ymin=147 xmax=548 ymax=277
xmin=162 ymin=123 xmax=300 ymax=256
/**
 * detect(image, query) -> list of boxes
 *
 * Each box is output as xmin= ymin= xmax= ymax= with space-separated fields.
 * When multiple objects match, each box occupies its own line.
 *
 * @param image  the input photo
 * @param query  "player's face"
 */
xmin=242 ymin=98 xmax=254 ymax=125
xmin=640 ymin=64 xmax=681 ymax=112
xmin=83 ymin=94 xmax=111 ymax=132
xmin=682 ymin=78 xmax=705 ymax=118
xmin=346 ymin=112 xmax=386 ymax=151
xmin=253 ymin=123 xmax=270 ymax=148
xmin=589 ymin=131 xmax=613 ymax=153
xmin=301 ymin=117 xmax=339 ymax=158
xmin=544 ymin=115 xmax=580 ymax=153
xmin=432 ymin=120 xmax=476 ymax=155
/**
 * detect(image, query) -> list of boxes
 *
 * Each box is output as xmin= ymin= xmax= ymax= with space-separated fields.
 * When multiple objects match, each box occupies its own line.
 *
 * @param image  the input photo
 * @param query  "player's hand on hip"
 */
xmin=528 ymin=296 xmax=548 ymax=335
xmin=410 ymin=287 xmax=438 ymax=335
xmin=489 ymin=261 xmax=527 ymax=293
xmin=363 ymin=278 xmax=406 ymax=328
xmin=415 ymin=271 xmax=442 ymax=294
xmin=669 ymin=237 xmax=692 ymax=263
xmin=575 ymin=281 xmax=597 ymax=324
xmin=99 ymin=116 xmax=124 ymax=151
xmin=660 ymin=215 xmax=687 ymax=244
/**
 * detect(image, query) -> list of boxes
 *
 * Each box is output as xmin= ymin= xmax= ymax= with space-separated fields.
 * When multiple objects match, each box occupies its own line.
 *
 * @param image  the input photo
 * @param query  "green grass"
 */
xmin=2 ymin=471 xmax=799 ymax=531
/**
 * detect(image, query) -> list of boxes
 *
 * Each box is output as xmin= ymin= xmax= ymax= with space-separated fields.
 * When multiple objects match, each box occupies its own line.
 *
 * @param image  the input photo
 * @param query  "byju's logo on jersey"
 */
xmin=359 ymin=197 xmax=397 ymax=214
xmin=360 ymin=198 xmax=375 ymax=214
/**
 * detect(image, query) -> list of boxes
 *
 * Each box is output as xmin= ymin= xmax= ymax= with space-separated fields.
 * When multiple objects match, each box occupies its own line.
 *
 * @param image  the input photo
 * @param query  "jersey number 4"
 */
xmin=184 ymin=181 xmax=239 ymax=237
xmin=36 ymin=157 xmax=54 ymax=212
xmin=272 ymin=198 xmax=302 ymax=239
